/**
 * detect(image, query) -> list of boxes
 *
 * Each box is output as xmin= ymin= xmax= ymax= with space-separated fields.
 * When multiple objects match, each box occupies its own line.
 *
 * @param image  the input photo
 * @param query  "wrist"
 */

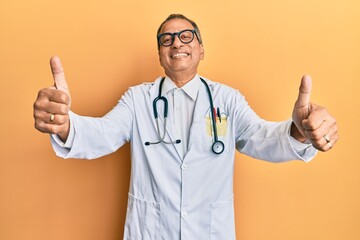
xmin=290 ymin=122 xmax=307 ymax=143
xmin=57 ymin=121 xmax=70 ymax=143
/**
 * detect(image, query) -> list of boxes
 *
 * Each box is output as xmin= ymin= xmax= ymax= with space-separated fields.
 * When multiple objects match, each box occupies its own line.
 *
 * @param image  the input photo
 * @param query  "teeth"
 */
xmin=172 ymin=53 xmax=188 ymax=58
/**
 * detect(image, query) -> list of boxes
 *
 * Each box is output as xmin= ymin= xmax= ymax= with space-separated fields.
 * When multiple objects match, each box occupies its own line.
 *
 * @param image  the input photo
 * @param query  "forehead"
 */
xmin=160 ymin=18 xmax=194 ymax=33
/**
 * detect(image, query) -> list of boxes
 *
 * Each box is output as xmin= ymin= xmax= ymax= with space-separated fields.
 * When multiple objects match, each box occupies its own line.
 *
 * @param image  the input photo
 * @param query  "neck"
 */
xmin=166 ymin=72 xmax=197 ymax=88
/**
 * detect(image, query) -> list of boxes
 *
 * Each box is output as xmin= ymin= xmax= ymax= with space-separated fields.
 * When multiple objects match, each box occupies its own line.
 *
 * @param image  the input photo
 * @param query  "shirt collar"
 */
xmin=162 ymin=74 xmax=201 ymax=101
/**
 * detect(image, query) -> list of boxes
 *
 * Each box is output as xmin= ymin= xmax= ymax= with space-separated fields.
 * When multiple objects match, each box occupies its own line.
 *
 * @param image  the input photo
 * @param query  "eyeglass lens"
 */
xmin=158 ymin=29 xmax=195 ymax=47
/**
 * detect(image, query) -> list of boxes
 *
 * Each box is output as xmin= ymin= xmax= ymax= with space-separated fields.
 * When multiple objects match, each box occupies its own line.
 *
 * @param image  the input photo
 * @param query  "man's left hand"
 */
xmin=291 ymin=75 xmax=338 ymax=151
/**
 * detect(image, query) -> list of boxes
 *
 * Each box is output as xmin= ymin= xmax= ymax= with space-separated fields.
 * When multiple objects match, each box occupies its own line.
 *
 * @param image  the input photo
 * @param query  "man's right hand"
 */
xmin=33 ymin=56 xmax=71 ymax=143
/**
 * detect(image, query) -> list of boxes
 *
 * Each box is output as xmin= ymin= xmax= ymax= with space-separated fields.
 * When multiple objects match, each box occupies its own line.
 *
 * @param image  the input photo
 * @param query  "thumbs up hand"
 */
xmin=33 ymin=56 xmax=71 ymax=142
xmin=291 ymin=75 xmax=338 ymax=151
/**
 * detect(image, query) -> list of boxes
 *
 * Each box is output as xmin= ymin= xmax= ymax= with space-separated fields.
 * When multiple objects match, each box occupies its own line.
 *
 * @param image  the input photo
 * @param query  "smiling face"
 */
xmin=158 ymin=18 xmax=204 ymax=84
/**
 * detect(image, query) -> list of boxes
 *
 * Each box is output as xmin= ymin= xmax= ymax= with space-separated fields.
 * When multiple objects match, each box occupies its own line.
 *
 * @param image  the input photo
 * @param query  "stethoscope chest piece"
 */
xmin=212 ymin=141 xmax=225 ymax=154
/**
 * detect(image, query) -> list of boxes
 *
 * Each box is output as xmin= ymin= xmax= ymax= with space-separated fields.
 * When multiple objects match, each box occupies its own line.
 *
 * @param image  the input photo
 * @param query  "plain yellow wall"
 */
xmin=1 ymin=0 xmax=359 ymax=239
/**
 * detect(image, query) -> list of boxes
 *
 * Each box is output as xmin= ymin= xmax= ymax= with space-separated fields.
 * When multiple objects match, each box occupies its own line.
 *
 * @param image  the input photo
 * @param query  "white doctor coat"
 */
xmin=52 ymin=76 xmax=316 ymax=240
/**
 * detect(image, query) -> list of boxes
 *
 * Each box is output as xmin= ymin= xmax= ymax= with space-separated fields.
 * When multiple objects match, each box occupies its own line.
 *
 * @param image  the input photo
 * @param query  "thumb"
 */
xmin=50 ymin=56 xmax=70 ymax=95
xmin=295 ymin=75 xmax=312 ymax=109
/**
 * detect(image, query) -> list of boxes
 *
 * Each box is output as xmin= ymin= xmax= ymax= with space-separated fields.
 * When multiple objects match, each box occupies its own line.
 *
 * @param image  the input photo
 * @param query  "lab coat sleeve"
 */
xmin=288 ymin=134 xmax=317 ymax=161
xmin=50 ymin=89 xmax=134 ymax=159
xmin=233 ymin=92 xmax=317 ymax=163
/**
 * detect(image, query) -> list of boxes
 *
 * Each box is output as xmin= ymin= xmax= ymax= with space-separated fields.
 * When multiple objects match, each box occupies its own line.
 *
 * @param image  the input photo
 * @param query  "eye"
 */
xmin=181 ymin=33 xmax=190 ymax=38
xmin=180 ymin=31 xmax=194 ymax=42
xmin=160 ymin=34 xmax=172 ymax=45
xmin=162 ymin=38 xmax=171 ymax=44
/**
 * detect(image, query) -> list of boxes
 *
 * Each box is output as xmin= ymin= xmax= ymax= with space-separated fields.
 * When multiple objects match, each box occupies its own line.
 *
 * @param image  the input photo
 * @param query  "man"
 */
xmin=33 ymin=14 xmax=338 ymax=239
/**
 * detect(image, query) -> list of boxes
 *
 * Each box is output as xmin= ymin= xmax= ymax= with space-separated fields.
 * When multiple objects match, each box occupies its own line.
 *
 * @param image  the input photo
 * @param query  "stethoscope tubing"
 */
xmin=201 ymin=78 xmax=219 ymax=142
xmin=200 ymin=78 xmax=225 ymax=154
xmin=145 ymin=77 xmax=224 ymax=154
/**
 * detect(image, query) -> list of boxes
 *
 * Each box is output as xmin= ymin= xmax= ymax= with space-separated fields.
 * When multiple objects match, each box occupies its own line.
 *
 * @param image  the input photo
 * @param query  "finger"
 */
xmin=34 ymin=95 xmax=69 ymax=123
xmin=50 ymin=56 xmax=70 ymax=95
xmin=295 ymin=75 xmax=312 ymax=110
xmin=47 ymin=90 xmax=71 ymax=105
xmin=316 ymin=131 xmax=339 ymax=152
xmin=34 ymin=107 xmax=69 ymax=124
xmin=304 ymin=111 xmax=338 ymax=151
xmin=305 ymin=120 xmax=337 ymax=147
xmin=47 ymin=113 xmax=69 ymax=125
xmin=302 ymin=104 xmax=327 ymax=130
xmin=305 ymin=120 xmax=335 ymax=140
xmin=36 ymin=88 xmax=70 ymax=105
xmin=35 ymin=119 xmax=69 ymax=135
xmin=302 ymin=104 xmax=336 ymax=132
xmin=45 ymin=101 xmax=70 ymax=115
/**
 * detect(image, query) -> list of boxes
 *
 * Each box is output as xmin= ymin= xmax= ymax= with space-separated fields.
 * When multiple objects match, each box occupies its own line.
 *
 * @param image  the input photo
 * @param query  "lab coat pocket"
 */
xmin=124 ymin=193 xmax=160 ymax=240
xmin=210 ymin=199 xmax=236 ymax=240
xmin=203 ymin=107 xmax=231 ymax=155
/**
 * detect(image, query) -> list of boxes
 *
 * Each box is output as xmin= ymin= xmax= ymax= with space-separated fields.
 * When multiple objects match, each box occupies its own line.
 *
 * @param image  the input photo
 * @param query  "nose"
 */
xmin=171 ymin=35 xmax=183 ymax=48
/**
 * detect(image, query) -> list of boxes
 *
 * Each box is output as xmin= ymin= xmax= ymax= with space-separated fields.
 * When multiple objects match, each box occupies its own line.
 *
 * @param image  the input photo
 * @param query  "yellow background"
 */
xmin=1 ymin=0 xmax=359 ymax=239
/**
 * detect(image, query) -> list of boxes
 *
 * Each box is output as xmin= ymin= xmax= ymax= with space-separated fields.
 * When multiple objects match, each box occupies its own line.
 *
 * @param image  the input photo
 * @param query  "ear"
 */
xmin=200 ymin=44 xmax=205 ymax=60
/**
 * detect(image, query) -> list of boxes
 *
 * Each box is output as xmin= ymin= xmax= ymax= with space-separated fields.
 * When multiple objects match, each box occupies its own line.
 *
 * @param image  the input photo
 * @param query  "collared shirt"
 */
xmin=161 ymin=75 xmax=201 ymax=158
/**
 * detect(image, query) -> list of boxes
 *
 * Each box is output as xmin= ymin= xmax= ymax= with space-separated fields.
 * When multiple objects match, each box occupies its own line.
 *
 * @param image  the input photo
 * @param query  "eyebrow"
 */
xmin=159 ymin=28 xmax=195 ymax=34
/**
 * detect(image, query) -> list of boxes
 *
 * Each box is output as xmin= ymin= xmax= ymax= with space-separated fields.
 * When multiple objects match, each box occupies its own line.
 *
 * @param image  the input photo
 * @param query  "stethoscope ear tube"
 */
xmin=145 ymin=78 xmax=180 ymax=146
xmin=153 ymin=96 xmax=168 ymax=119
xmin=152 ymin=97 xmax=160 ymax=119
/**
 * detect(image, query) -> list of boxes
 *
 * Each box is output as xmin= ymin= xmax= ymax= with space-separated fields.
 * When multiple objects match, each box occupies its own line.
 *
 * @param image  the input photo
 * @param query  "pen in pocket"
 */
xmin=217 ymin=107 xmax=221 ymax=123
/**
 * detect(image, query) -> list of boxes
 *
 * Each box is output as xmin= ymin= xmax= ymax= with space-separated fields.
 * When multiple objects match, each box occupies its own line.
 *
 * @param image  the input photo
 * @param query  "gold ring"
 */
xmin=50 ymin=114 xmax=55 ymax=123
xmin=323 ymin=134 xmax=330 ymax=143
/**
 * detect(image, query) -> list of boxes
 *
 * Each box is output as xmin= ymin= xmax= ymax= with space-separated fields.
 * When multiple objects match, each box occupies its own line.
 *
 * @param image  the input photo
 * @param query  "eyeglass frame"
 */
xmin=157 ymin=29 xmax=200 ymax=47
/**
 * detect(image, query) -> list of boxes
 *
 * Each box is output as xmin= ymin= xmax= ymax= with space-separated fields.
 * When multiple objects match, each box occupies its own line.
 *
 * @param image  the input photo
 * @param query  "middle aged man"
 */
xmin=34 ymin=14 xmax=338 ymax=240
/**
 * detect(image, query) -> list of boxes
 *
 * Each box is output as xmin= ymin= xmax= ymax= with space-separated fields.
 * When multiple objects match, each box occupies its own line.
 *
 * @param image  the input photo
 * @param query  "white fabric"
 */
xmin=162 ymin=75 xmax=199 ymax=157
xmin=51 ymin=76 xmax=317 ymax=240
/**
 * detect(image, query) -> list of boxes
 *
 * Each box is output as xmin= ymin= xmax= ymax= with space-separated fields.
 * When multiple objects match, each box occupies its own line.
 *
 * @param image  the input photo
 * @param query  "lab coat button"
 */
xmin=181 ymin=212 xmax=187 ymax=218
xmin=181 ymin=164 xmax=187 ymax=170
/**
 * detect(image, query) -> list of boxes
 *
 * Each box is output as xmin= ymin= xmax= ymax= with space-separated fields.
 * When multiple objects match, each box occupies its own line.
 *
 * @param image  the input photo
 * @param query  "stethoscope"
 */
xmin=144 ymin=77 xmax=225 ymax=154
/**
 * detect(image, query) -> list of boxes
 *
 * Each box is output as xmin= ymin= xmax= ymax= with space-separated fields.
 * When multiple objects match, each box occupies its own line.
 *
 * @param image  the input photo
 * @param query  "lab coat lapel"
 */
xmin=148 ymin=78 xmax=183 ymax=161
xmin=187 ymin=80 xmax=210 ymax=154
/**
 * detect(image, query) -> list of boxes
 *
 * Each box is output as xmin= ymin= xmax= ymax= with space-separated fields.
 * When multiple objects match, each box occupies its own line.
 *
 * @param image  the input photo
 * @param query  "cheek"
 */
xmin=159 ymin=56 xmax=166 ymax=68
xmin=193 ymin=51 xmax=203 ymax=62
xmin=159 ymin=55 xmax=163 ymax=67
xmin=159 ymin=51 xmax=168 ymax=66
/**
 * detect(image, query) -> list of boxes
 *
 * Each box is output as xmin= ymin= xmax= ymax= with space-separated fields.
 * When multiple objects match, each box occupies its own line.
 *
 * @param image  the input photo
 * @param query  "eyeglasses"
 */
xmin=157 ymin=29 xmax=198 ymax=47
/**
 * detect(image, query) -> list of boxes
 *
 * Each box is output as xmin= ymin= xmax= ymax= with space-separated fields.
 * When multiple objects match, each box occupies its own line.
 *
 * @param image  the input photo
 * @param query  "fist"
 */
xmin=292 ymin=75 xmax=339 ymax=151
xmin=33 ymin=56 xmax=71 ymax=142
